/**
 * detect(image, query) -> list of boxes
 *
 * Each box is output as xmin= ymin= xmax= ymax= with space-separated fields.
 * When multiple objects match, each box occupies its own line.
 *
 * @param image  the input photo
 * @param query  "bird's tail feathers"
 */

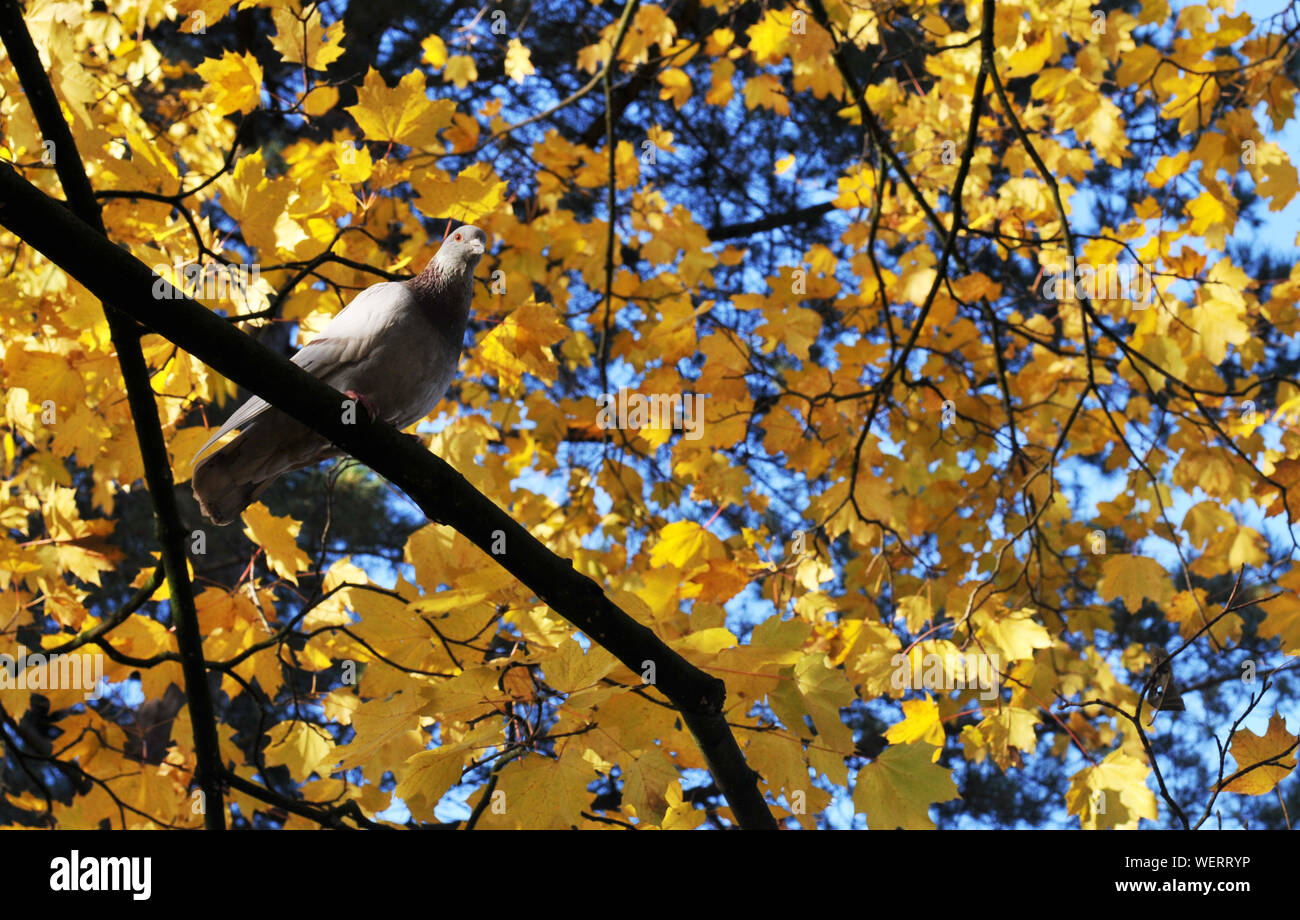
xmin=192 ymin=435 xmax=274 ymax=526
xmin=191 ymin=416 xmax=338 ymax=525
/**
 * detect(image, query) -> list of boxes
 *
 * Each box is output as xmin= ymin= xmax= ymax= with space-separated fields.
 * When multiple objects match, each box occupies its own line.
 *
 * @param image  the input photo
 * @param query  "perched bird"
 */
xmin=191 ymin=224 xmax=488 ymax=525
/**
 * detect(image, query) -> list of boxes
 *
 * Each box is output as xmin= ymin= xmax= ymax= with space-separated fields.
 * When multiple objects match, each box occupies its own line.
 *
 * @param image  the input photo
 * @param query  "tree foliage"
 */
xmin=1 ymin=0 xmax=1299 ymax=829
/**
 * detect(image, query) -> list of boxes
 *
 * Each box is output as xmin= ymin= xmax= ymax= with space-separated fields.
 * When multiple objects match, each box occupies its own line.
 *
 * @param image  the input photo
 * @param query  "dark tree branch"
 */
xmin=706 ymin=201 xmax=837 ymax=242
xmin=222 ymin=769 xmax=400 ymax=830
xmin=44 ymin=567 xmax=164 ymax=656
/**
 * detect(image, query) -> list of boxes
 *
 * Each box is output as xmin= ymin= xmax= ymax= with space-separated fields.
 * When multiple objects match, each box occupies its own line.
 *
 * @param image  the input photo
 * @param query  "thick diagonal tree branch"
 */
xmin=0 ymin=0 xmax=226 ymax=828
xmin=0 ymin=163 xmax=778 ymax=830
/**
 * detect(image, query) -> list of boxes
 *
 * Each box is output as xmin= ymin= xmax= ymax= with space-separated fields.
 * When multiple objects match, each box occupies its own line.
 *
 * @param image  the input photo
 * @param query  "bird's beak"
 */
xmin=470 ymin=239 xmax=485 ymax=256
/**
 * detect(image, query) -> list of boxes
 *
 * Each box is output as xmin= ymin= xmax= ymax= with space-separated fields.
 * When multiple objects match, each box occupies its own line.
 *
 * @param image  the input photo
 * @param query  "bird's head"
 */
xmin=434 ymin=224 xmax=489 ymax=277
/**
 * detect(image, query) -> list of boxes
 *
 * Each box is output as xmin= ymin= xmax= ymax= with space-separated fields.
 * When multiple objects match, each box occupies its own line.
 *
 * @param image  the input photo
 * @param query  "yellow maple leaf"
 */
xmin=706 ymin=58 xmax=735 ymax=106
xmin=896 ymin=595 xmax=931 ymax=631
xmin=649 ymin=520 xmax=726 ymax=569
xmin=969 ymin=707 xmax=1040 ymax=769
xmin=1182 ymin=501 xmax=1233 ymax=548
xmin=544 ymin=638 xmax=617 ymax=694
xmin=302 ymin=84 xmax=339 ymax=116
xmin=1257 ymin=154 xmax=1300 ymax=211
xmin=745 ymin=732 xmax=812 ymax=808
xmin=51 ymin=539 xmax=121 ymax=588
xmin=1227 ymin=526 xmax=1268 ymax=568
xmin=331 ymin=692 xmax=429 ymax=775
xmin=396 ymin=733 xmax=488 ymax=819
xmin=196 ymin=51 xmax=263 ymax=115
xmin=975 ymin=607 xmax=1052 ymax=661
xmin=1116 ymin=45 xmax=1160 ymax=86
xmin=241 ymin=502 xmax=312 ymax=584
xmin=1100 ymin=554 xmax=1173 ymax=612
xmin=175 ymin=0 xmax=237 ymax=33
xmin=412 ymin=162 xmax=507 ymax=223
xmin=853 ymin=743 xmax=960 ymax=829
xmin=475 ymin=300 xmax=567 ymax=391
xmin=756 ymin=302 xmax=821 ymax=359
xmin=1136 ymin=333 xmax=1187 ymax=384
xmin=217 ymin=151 xmax=307 ymax=256
xmin=1219 ymin=713 xmax=1298 ymax=795
xmin=1257 ymin=591 xmax=1300 ymax=655
xmin=421 ymin=34 xmax=447 ymax=69
xmin=346 ymin=68 xmax=456 ymax=149
xmin=672 ymin=627 xmax=738 ymax=656
xmin=4 ymin=347 xmax=85 ymax=416
xmin=1185 ymin=190 xmax=1234 ymax=248
xmin=744 ymin=74 xmax=789 ymax=114
xmin=623 ymin=4 xmax=678 ymax=64
xmin=690 ymin=557 xmax=751 ymax=604
xmin=443 ymin=55 xmax=478 ymax=89
xmin=895 ymin=262 xmax=938 ymax=306
xmin=660 ymin=780 xmax=707 ymax=829
xmin=1147 ymin=151 xmax=1190 ymax=188
xmin=262 ymin=721 xmax=333 ymax=782
xmin=658 ymin=68 xmax=692 ymax=109
xmin=1005 ymin=28 xmax=1054 ymax=78
xmin=884 ymin=697 xmax=945 ymax=751
xmin=747 ymin=10 xmax=791 ymax=63
xmin=1167 ymin=589 xmax=1239 ymax=644
xmin=478 ymin=745 xmax=593 ymax=829
xmin=504 ymin=38 xmax=535 ymax=84
xmin=1191 ymin=288 xmax=1250 ymax=365
xmin=782 ymin=652 xmax=856 ymax=755
xmin=268 ymin=6 xmax=344 ymax=71
xmin=1067 ymin=749 xmax=1158 ymax=829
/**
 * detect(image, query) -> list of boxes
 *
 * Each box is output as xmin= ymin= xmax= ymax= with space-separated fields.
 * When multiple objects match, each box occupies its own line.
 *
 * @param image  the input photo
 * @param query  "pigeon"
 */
xmin=191 ymin=224 xmax=488 ymax=525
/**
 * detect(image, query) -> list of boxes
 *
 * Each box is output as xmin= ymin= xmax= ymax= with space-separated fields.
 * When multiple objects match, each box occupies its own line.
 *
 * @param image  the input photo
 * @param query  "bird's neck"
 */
xmin=406 ymin=257 xmax=475 ymax=323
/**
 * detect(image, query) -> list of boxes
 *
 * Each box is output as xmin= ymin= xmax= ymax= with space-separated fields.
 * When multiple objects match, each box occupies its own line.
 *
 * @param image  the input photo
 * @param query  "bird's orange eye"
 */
xmin=454 ymin=233 xmax=462 ymax=240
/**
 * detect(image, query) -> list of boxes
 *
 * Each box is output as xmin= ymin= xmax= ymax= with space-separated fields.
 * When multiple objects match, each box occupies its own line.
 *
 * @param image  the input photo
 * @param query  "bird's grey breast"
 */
xmin=342 ymin=284 xmax=466 ymax=429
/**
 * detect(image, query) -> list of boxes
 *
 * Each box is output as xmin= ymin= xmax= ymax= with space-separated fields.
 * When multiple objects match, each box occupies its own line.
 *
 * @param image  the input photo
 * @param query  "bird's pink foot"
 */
xmin=344 ymin=390 xmax=379 ymax=421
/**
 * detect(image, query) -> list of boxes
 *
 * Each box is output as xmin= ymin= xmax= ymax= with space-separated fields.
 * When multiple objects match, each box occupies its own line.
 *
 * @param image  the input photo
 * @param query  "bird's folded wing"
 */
xmin=192 ymin=281 xmax=410 ymax=464
xmin=192 ymin=394 xmax=272 ymax=463
xmin=290 ymin=281 xmax=410 ymax=380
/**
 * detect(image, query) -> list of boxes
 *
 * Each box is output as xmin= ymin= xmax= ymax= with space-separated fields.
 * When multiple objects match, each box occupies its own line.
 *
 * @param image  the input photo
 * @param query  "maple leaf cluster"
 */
xmin=0 ymin=0 xmax=1298 ymax=830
